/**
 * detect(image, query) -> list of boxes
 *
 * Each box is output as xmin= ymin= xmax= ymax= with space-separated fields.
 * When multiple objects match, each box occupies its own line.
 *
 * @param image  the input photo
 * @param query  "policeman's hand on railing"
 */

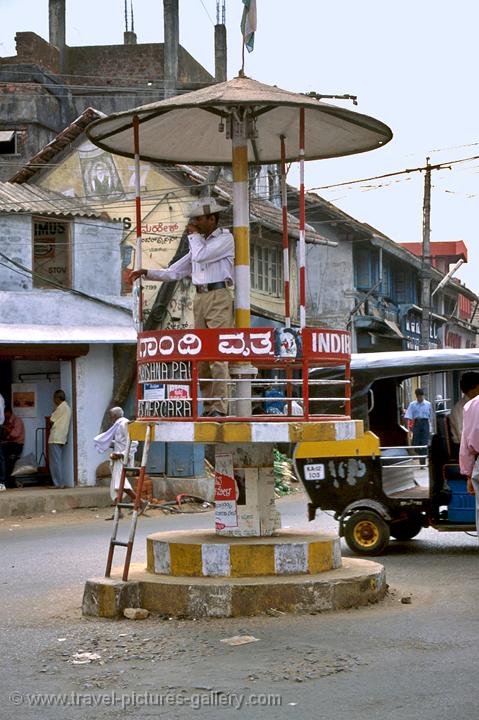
xmin=128 ymin=268 xmax=148 ymax=283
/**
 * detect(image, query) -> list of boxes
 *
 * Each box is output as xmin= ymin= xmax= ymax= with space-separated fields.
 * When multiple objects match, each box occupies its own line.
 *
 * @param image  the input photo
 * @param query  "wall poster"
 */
xmin=11 ymin=383 xmax=37 ymax=417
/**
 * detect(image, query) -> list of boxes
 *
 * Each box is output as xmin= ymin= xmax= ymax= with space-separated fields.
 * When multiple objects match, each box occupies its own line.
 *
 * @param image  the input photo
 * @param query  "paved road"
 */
xmin=1 ymin=494 xmax=477 ymax=719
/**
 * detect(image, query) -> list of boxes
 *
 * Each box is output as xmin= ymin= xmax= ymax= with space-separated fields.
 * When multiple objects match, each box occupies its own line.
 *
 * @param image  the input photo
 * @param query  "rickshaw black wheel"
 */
xmin=344 ymin=510 xmax=390 ymax=556
xmin=390 ymin=516 xmax=422 ymax=541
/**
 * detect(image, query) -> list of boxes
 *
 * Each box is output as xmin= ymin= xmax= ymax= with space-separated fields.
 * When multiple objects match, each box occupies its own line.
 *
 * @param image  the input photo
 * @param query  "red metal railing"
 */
xmin=136 ymin=327 xmax=351 ymax=422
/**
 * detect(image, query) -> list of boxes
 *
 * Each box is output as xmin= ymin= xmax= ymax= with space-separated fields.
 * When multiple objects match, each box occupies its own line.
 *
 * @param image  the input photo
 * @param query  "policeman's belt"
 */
xmin=195 ymin=282 xmax=228 ymax=293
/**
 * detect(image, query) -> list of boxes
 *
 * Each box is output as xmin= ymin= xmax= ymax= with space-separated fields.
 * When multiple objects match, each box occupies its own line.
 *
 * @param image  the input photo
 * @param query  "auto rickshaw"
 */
xmin=294 ymin=348 xmax=479 ymax=555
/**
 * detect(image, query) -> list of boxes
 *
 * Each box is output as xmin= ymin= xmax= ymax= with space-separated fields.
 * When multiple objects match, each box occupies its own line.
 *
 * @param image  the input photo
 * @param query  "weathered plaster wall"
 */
xmin=305 ymin=241 xmax=355 ymax=329
xmin=75 ymin=344 xmax=114 ymax=486
xmin=0 ymin=291 xmax=131 ymax=326
xmin=0 ymin=214 xmax=33 ymax=290
xmin=60 ymin=359 xmax=74 ymax=486
xmin=72 ymin=218 xmax=122 ymax=296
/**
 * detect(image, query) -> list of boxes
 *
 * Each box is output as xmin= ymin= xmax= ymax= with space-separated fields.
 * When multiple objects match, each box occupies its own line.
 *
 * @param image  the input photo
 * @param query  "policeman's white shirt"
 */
xmin=146 ymin=228 xmax=234 ymax=286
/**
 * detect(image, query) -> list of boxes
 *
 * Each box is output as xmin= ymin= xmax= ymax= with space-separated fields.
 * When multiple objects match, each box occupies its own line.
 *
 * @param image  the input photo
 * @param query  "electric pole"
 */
xmin=420 ymin=157 xmax=432 ymax=402
xmin=420 ymin=156 xmax=432 ymax=351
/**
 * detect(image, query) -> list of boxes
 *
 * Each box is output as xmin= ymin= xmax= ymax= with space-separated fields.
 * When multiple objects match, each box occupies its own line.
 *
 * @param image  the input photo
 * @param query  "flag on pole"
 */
xmin=241 ymin=0 xmax=257 ymax=53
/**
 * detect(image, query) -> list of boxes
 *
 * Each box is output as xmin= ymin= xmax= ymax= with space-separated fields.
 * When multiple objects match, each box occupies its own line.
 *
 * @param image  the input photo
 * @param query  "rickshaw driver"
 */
xmin=405 ymin=388 xmax=432 ymax=466
xmin=130 ymin=197 xmax=234 ymax=417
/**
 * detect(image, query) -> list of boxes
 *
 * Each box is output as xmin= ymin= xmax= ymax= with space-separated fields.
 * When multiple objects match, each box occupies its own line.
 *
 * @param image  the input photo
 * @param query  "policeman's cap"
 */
xmin=186 ymin=197 xmax=230 ymax=218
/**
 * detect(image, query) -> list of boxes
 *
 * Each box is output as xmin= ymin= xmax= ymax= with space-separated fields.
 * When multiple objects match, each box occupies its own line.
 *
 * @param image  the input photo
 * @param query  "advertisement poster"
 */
xmin=214 ymin=453 xmax=238 ymax=530
xmin=143 ymin=383 xmax=165 ymax=400
xmin=11 ymin=383 xmax=37 ymax=417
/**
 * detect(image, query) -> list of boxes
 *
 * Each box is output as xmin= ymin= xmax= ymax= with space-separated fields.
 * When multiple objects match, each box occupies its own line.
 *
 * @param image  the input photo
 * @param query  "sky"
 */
xmin=2 ymin=0 xmax=479 ymax=291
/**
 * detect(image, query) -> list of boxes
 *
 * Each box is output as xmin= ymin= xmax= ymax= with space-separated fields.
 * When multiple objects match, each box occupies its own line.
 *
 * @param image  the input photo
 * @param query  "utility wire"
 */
xmin=308 ymin=154 xmax=479 ymax=192
xmin=198 ymin=0 xmax=215 ymax=25
xmin=0 ymin=251 xmax=131 ymax=314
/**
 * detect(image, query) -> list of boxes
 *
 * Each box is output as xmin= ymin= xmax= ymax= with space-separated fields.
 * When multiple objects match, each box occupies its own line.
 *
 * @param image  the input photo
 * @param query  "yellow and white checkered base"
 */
xmin=146 ymin=530 xmax=341 ymax=578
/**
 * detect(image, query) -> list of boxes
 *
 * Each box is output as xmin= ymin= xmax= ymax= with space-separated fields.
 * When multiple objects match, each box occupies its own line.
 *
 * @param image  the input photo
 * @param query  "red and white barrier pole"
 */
xmin=133 ymin=114 xmax=143 ymax=333
xmin=133 ymin=115 xmax=143 ymax=413
xmin=299 ymin=108 xmax=306 ymax=329
xmin=280 ymin=136 xmax=290 ymax=329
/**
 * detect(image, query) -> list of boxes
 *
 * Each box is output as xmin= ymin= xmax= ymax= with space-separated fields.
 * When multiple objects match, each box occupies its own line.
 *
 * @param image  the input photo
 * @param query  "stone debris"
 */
xmin=401 ymin=596 xmax=412 ymax=604
xmin=123 ymin=608 xmax=150 ymax=620
xmin=265 ymin=608 xmax=285 ymax=617
xmin=249 ymin=648 xmax=365 ymax=682
xmin=71 ymin=652 xmax=102 ymax=665
xmin=220 ymin=635 xmax=259 ymax=646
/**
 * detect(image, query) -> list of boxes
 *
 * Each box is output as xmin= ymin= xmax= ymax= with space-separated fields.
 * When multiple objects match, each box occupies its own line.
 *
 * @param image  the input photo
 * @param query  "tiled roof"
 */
xmin=0 ymin=181 xmax=105 ymax=217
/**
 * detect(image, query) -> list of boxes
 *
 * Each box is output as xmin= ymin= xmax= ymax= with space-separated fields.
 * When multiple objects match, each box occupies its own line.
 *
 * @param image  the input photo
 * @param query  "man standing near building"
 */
xmin=2 ymin=407 xmax=25 ymax=486
xmin=449 ymin=371 xmax=479 ymax=456
xmin=48 ymin=389 xmax=72 ymax=488
xmin=405 ymin=388 xmax=432 ymax=466
xmin=130 ymin=197 xmax=234 ymax=417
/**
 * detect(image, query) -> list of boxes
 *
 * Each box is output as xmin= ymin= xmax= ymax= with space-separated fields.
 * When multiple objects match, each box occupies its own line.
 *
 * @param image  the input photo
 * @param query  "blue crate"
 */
xmin=447 ymin=478 xmax=476 ymax=523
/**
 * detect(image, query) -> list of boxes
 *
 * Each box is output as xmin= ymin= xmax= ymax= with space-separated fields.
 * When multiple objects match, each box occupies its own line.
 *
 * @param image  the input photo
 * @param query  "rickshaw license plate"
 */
xmin=304 ymin=463 xmax=325 ymax=481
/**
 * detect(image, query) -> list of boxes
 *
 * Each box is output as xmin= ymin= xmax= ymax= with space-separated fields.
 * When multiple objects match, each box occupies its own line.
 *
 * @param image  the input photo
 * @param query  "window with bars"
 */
xmin=250 ymin=242 xmax=284 ymax=297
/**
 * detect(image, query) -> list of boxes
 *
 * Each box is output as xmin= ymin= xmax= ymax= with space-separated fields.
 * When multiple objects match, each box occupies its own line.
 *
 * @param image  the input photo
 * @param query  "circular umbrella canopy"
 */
xmin=87 ymin=76 xmax=392 ymax=165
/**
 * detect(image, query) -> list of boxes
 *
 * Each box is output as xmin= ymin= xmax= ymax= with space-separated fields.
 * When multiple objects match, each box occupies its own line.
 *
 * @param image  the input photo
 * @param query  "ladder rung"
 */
xmin=124 ymin=467 xmax=140 ymax=473
xmin=111 ymin=540 xmax=129 ymax=548
xmin=117 ymin=502 xmax=135 ymax=509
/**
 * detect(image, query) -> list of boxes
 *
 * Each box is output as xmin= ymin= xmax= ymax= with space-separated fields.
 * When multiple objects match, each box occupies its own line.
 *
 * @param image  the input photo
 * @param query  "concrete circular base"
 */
xmin=82 ymin=558 xmax=386 ymax=619
xmin=146 ymin=529 xmax=342 ymax=578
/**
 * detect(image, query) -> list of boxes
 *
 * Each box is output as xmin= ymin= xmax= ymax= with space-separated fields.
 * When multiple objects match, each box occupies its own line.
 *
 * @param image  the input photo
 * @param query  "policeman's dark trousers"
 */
xmin=194 ymin=288 xmax=234 ymax=415
xmin=412 ymin=419 xmax=430 ymax=466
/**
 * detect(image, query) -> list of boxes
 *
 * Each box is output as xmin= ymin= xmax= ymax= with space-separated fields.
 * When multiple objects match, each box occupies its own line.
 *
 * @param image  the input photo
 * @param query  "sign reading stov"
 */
xmin=137 ymin=327 xmax=351 ymax=363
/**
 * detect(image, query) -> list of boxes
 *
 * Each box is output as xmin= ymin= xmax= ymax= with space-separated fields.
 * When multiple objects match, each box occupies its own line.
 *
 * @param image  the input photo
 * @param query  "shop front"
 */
xmin=0 ymin=326 xmax=136 ymax=489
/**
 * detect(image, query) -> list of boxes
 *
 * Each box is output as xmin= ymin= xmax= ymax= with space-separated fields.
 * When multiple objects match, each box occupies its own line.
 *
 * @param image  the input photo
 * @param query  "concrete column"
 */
xmin=214 ymin=24 xmax=227 ymax=82
xmin=214 ymin=444 xmax=281 ymax=537
xmin=124 ymin=31 xmax=138 ymax=45
xmin=49 ymin=0 xmax=66 ymax=71
xmin=163 ymin=0 xmax=179 ymax=98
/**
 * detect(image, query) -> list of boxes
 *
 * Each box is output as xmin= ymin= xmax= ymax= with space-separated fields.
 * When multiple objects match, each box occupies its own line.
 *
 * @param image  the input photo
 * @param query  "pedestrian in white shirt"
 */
xmin=131 ymin=197 xmax=234 ymax=417
xmin=48 ymin=389 xmax=72 ymax=488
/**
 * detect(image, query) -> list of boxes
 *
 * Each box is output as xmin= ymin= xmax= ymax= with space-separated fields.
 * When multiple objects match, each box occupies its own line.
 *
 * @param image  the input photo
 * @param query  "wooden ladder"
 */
xmin=105 ymin=424 xmax=152 ymax=582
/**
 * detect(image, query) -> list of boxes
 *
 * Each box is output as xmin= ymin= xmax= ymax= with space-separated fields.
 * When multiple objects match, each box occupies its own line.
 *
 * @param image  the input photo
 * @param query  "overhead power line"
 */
xmin=308 ymin=153 xmax=479 ymax=192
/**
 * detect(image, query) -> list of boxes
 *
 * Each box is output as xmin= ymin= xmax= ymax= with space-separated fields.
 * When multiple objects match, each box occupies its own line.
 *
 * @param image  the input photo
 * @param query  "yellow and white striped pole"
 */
xmin=230 ymin=111 xmax=256 ymax=417
xmin=232 ymin=112 xmax=250 ymax=329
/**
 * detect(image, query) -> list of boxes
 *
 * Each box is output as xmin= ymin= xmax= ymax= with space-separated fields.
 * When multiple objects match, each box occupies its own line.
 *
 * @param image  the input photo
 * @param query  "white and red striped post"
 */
xmin=281 ymin=135 xmax=291 ymax=327
xmin=281 ymin=135 xmax=293 ymax=413
xmin=133 ymin=115 xmax=143 ymax=414
xmin=133 ymin=114 xmax=143 ymax=333
xmin=299 ymin=108 xmax=306 ymax=330
xmin=280 ymin=136 xmax=290 ymax=328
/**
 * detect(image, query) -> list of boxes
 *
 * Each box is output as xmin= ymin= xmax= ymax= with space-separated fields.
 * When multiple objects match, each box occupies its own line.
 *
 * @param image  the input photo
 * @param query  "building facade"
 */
xmin=0 ymin=0 xmax=224 ymax=181
xmin=0 ymin=181 xmax=135 ymax=487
